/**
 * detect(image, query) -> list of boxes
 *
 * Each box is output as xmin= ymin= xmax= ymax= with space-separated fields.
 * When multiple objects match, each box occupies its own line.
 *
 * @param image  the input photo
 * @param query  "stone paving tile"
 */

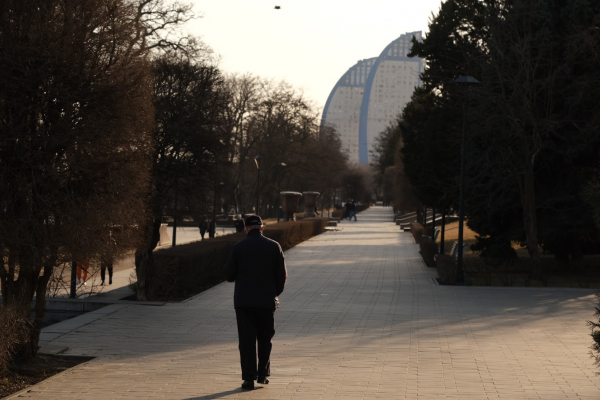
xmin=7 ymin=206 xmax=600 ymax=399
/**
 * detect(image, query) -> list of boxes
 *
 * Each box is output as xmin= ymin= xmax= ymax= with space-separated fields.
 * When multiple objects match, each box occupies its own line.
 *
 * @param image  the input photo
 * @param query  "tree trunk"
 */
xmin=29 ymin=258 xmax=55 ymax=358
xmin=135 ymin=217 xmax=161 ymax=301
xmin=519 ymin=152 xmax=542 ymax=278
xmin=2 ymin=246 xmax=41 ymax=361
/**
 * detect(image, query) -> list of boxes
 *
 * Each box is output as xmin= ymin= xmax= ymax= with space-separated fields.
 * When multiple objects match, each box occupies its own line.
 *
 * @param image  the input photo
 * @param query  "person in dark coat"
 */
xmin=199 ymin=218 xmax=208 ymax=240
xmin=223 ymin=214 xmax=287 ymax=390
xmin=101 ymin=230 xmax=117 ymax=285
xmin=208 ymin=218 xmax=216 ymax=238
xmin=344 ymin=200 xmax=352 ymax=220
xmin=350 ymin=200 xmax=357 ymax=221
xmin=234 ymin=214 xmax=245 ymax=232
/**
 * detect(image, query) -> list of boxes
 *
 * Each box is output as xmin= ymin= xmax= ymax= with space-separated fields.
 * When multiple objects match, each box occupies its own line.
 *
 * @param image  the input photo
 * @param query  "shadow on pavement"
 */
xmin=184 ymin=386 xmax=264 ymax=399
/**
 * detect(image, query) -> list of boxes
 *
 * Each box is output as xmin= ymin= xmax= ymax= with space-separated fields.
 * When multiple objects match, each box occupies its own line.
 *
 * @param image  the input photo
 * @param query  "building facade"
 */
xmin=321 ymin=58 xmax=377 ymax=160
xmin=322 ymin=32 xmax=423 ymax=164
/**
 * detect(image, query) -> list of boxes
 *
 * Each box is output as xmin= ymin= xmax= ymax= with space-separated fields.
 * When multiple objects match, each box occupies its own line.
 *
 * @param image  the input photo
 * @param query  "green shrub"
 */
xmin=152 ymin=218 xmax=328 ymax=301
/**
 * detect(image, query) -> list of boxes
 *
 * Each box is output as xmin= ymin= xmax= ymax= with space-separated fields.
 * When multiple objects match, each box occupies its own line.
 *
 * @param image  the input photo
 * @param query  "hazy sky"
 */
xmin=187 ymin=0 xmax=444 ymax=111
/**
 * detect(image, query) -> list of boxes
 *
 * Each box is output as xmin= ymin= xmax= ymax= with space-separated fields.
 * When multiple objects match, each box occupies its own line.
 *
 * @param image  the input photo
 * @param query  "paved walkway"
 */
xmin=11 ymin=206 xmax=600 ymax=399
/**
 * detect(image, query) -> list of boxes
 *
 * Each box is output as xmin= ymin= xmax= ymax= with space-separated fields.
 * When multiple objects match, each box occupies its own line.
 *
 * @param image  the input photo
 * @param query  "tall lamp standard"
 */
xmin=276 ymin=162 xmax=287 ymax=223
xmin=454 ymin=75 xmax=480 ymax=284
xmin=213 ymin=181 xmax=224 ymax=222
xmin=254 ymin=155 xmax=264 ymax=215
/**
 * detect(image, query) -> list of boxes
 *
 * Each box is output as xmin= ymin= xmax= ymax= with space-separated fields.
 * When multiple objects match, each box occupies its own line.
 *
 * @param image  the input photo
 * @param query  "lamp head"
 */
xmin=254 ymin=155 xmax=264 ymax=170
xmin=454 ymin=75 xmax=480 ymax=85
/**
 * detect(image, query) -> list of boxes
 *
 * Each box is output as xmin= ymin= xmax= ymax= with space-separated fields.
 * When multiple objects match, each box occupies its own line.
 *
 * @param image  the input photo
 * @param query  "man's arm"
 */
xmin=275 ymin=246 xmax=287 ymax=296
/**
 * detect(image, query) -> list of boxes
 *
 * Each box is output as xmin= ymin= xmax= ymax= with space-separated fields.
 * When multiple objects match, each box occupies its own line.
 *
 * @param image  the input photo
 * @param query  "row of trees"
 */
xmin=220 ymin=76 xmax=350 ymax=217
xmin=135 ymin=71 xmax=355 ymax=301
xmin=0 ymin=0 xmax=352 ymax=360
xmin=372 ymin=0 xmax=600 ymax=272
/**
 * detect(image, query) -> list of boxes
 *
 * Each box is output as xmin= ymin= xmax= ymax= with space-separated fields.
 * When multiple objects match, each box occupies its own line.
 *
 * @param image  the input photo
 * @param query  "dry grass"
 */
xmin=438 ymin=220 xmax=479 ymax=256
xmin=436 ymin=220 xmax=600 ymax=288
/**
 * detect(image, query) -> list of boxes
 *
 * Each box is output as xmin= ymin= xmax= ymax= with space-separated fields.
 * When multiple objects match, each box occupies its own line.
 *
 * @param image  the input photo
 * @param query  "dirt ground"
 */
xmin=0 ymin=355 xmax=91 ymax=398
xmin=437 ymin=220 xmax=600 ymax=288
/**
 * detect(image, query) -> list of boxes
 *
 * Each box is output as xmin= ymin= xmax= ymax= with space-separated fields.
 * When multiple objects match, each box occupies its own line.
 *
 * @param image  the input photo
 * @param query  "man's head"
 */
xmin=245 ymin=215 xmax=264 ymax=232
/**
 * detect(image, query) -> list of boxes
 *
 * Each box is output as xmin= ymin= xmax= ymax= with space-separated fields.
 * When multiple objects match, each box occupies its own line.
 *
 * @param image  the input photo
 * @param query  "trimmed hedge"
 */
xmin=419 ymin=236 xmax=437 ymax=268
xmin=409 ymin=222 xmax=432 ymax=244
xmin=152 ymin=218 xmax=328 ymax=301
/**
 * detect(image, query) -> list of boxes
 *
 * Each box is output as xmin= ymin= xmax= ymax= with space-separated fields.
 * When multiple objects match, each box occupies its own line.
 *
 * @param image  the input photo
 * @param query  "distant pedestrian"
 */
xmin=199 ymin=218 xmax=208 ymax=240
xmin=345 ymin=200 xmax=352 ymax=220
xmin=208 ymin=218 xmax=216 ymax=238
xmin=350 ymin=200 xmax=357 ymax=221
xmin=235 ymin=214 xmax=245 ymax=232
xmin=223 ymin=215 xmax=287 ymax=390
xmin=101 ymin=231 xmax=117 ymax=286
xmin=76 ymin=259 xmax=89 ymax=285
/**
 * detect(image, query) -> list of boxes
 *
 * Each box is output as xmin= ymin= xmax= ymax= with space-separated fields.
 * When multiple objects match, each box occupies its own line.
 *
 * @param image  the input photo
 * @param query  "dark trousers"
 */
xmin=235 ymin=308 xmax=275 ymax=380
xmin=100 ymin=261 xmax=113 ymax=282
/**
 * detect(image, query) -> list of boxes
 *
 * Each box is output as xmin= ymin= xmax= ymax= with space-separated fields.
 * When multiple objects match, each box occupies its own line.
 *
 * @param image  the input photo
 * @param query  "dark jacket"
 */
xmin=223 ymin=229 xmax=287 ymax=309
xmin=234 ymin=219 xmax=245 ymax=232
xmin=199 ymin=220 xmax=208 ymax=232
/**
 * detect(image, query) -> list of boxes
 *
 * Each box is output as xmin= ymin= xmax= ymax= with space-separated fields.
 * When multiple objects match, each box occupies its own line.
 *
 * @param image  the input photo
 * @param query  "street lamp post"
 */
xmin=454 ymin=75 xmax=480 ymax=284
xmin=213 ymin=181 xmax=224 ymax=220
xmin=277 ymin=162 xmax=286 ymax=223
xmin=254 ymin=155 xmax=264 ymax=215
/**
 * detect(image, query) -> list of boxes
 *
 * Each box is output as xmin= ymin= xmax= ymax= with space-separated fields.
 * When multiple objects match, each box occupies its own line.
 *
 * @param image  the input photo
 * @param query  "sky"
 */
xmin=187 ymin=0 xmax=444 ymax=111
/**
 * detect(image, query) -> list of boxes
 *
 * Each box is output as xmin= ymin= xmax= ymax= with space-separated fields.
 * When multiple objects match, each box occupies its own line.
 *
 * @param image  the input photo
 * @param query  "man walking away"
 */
xmin=208 ymin=218 xmax=216 ymax=238
xmin=350 ymin=200 xmax=357 ymax=221
xmin=234 ymin=214 xmax=245 ymax=232
xmin=223 ymin=215 xmax=287 ymax=390
xmin=199 ymin=217 xmax=208 ymax=240
xmin=344 ymin=200 xmax=351 ymax=220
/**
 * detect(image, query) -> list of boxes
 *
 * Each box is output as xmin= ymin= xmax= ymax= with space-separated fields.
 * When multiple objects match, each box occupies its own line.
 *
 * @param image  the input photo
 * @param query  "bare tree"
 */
xmin=0 ymin=0 xmax=155 ymax=359
xmin=221 ymin=73 xmax=263 ymax=212
xmin=134 ymin=51 xmax=229 ymax=300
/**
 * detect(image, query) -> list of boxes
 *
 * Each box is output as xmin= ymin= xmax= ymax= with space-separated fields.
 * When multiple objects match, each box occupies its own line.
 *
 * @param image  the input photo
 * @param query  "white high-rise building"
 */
xmin=321 ymin=58 xmax=376 ymax=160
xmin=321 ymin=32 xmax=423 ymax=164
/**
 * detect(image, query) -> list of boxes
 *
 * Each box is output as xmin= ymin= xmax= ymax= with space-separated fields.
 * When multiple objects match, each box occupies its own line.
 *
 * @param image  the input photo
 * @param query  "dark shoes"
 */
xmin=241 ymin=380 xmax=254 ymax=390
xmin=241 ymin=377 xmax=269 ymax=390
xmin=257 ymin=376 xmax=269 ymax=384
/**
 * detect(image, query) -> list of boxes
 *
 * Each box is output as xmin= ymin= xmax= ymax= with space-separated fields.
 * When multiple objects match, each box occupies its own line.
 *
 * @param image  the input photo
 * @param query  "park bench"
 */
xmin=432 ymin=227 xmax=440 ymax=243
xmin=449 ymin=240 xmax=468 ymax=260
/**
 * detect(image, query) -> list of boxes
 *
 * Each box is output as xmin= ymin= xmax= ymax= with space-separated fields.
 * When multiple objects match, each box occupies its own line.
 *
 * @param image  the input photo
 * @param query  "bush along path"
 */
xmin=151 ymin=218 xmax=329 ymax=301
